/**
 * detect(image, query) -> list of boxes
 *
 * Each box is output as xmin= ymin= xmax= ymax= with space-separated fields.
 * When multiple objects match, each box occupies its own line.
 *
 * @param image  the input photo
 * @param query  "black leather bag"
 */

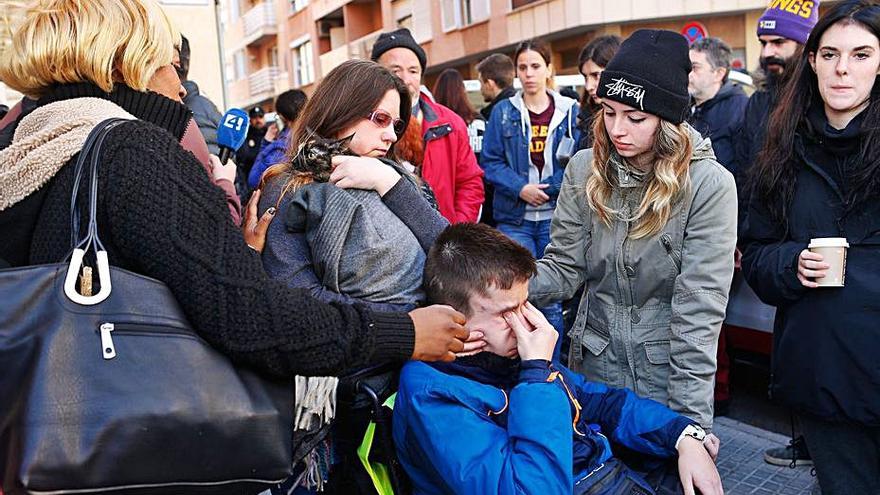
xmin=0 ymin=119 xmax=293 ymax=494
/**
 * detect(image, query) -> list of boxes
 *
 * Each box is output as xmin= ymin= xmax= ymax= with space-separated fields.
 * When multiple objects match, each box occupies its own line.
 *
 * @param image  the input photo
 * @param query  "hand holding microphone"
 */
xmin=216 ymin=108 xmax=250 ymax=165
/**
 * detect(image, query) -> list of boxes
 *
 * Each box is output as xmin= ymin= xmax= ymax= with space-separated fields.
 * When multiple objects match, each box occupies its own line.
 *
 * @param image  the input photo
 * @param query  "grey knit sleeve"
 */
xmin=382 ymin=177 xmax=449 ymax=252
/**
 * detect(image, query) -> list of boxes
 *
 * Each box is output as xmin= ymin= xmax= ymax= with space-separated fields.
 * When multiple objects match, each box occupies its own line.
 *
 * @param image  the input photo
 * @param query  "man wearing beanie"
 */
xmin=371 ymin=28 xmax=485 ymax=224
xmin=733 ymin=0 xmax=819 ymax=178
xmin=729 ymin=0 xmax=819 ymax=469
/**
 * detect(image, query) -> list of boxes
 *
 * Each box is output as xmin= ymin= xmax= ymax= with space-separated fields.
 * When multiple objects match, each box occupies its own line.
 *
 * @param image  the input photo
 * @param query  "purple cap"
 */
xmin=757 ymin=0 xmax=820 ymax=44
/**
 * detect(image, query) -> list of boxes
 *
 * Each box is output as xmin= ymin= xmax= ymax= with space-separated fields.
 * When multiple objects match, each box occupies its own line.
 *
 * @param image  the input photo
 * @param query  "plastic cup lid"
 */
xmin=808 ymin=237 xmax=849 ymax=248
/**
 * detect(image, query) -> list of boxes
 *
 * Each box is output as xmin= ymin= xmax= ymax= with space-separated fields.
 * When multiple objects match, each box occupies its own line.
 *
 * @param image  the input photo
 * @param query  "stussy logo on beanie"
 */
xmin=604 ymin=77 xmax=646 ymax=111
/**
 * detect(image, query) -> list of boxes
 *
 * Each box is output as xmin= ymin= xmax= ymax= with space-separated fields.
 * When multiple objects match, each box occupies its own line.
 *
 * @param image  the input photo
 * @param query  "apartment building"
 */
xmin=222 ymin=0 xmax=804 ymax=111
xmin=161 ymin=0 xmax=226 ymax=108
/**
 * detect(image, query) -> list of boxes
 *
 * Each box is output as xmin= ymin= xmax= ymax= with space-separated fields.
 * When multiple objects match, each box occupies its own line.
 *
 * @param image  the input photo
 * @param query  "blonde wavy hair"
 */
xmin=586 ymin=109 xmax=693 ymax=239
xmin=0 ymin=0 xmax=178 ymax=99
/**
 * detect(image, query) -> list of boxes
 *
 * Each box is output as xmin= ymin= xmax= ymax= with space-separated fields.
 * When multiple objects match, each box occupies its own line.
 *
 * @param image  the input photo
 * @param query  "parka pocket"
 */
xmin=574 ymin=327 xmax=612 ymax=386
xmin=644 ymin=340 xmax=670 ymax=364
xmin=582 ymin=327 xmax=610 ymax=357
xmin=636 ymin=340 xmax=672 ymax=402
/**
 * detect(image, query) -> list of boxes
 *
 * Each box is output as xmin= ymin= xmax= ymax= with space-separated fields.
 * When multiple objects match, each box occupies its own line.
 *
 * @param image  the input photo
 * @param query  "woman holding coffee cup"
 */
xmin=741 ymin=2 xmax=880 ymax=493
xmin=480 ymin=38 xmax=580 ymax=349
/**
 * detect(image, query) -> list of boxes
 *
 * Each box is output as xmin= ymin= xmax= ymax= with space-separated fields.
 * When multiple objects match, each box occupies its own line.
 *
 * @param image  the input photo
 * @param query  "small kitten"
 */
xmin=291 ymin=134 xmax=354 ymax=183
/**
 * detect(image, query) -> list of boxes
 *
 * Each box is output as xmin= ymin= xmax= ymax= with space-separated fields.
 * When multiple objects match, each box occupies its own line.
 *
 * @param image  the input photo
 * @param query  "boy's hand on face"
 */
xmin=505 ymin=302 xmax=557 ymax=362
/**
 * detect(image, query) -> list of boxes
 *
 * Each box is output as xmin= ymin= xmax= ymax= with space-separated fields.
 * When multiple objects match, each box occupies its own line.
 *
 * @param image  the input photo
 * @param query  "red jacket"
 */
xmin=419 ymin=93 xmax=484 ymax=223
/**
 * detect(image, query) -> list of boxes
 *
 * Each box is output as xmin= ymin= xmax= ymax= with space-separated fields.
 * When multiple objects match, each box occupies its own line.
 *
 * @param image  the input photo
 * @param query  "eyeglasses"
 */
xmin=367 ymin=109 xmax=406 ymax=135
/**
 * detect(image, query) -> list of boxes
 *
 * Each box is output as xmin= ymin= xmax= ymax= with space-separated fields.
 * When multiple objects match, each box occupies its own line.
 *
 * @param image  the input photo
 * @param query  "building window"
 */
xmin=511 ymin=0 xmax=540 ymax=9
xmin=233 ymin=50 xmax=247 ymax=80
xmin=440 ymin=0 xmax=489 ymax=32
xmin=397 ymin=14 xmax=413 ymax=30
xmin=291 ymin=41 xmax=314 ymax=87
xmin=290 ymin=0 xmax=308 ymax=13
xmin=393 ymin=0 xmax=413 ymax=30
xmin=269 ymin=46 xmax=279 ymax=68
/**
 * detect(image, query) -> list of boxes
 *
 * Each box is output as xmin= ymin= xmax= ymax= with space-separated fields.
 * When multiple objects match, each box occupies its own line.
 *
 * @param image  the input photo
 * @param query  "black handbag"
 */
xmin=0 ymin=119 xmax=293 ymax=494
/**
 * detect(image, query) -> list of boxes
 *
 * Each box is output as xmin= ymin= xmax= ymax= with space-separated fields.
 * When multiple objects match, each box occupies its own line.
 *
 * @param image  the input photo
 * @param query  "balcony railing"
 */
xmin=319 ymin=45 xmax=349 ymax=78
xmin=243 ymin=2 xmax=277 ymax=44
xmin=349 ymin=30 xmax=383 ymax=60
xmin=248 ymin=66 xmax=282 ymax=97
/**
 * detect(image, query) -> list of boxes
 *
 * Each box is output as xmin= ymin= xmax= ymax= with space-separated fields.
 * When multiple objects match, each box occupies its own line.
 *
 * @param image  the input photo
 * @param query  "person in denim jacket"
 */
xmin=480 ymin=39 xmax=580 ymax=350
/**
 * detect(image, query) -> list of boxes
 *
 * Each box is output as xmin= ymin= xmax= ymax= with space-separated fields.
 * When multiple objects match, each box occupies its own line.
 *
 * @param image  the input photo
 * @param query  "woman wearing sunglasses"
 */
xmin=257 ymin=59 xmax=479 ymax=492
xmin=258 ymin=59 xmax=449 ymax=314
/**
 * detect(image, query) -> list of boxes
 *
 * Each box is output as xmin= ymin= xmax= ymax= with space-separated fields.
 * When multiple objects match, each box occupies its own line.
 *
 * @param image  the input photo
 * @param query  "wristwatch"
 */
xmin=676 ymin=424 xmax=707 ymax=449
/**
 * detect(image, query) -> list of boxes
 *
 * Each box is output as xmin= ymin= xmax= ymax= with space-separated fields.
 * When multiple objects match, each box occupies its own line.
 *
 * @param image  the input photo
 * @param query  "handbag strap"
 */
xmin=63 ymin=118 xmax=130 ymax=305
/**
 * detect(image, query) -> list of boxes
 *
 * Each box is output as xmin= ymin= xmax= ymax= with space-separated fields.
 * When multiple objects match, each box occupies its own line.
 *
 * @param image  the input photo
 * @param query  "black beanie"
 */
xmin=597 ymin=29 xmax=691 ymax=124
xmin=370 ymin=28 xmax=427 ymax=71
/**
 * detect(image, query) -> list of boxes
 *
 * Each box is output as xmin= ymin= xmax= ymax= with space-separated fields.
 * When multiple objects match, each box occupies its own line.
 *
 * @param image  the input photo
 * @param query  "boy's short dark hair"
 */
xmin=424 ymin=223 xmax=536 ymax=315
xmin=275 ymin=89 xmax=307 ymax=123
xmin=475 ymin=53 xmax=515 ymax=90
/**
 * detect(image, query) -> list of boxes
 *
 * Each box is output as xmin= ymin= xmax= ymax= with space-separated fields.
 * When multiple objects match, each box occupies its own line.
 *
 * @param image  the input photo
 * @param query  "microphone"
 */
xmin=217 ymin=108 xmax=250 ymax=165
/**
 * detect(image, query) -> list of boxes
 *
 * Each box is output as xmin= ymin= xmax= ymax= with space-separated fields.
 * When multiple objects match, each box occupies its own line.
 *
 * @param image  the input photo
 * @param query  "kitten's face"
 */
xmin=294 ymin=136 xmax=352 ymax=182
xmin=336 ymin=89 xmax=400 ymax=158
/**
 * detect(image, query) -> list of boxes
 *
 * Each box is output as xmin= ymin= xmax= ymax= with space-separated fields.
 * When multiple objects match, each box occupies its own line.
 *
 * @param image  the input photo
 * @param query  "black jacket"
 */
xmin=732 ymin=82 xmax=778 ymax=185
xmin=0 ymin=83 xmax=415 ymax=379
xmin=237 ymin=125 xmax=267 ymax=175
xmin=182 ymin=80 xmax=223 ymax=155
xmin=688 ymin=82 xmax=748 ymax=173
xmin=479 ymin=86 xmax=516 ymax=121
xmin=740 ymin=108 xmax=880 ymax=425
xmin=575 ymin=102 xmax=596 ymax=152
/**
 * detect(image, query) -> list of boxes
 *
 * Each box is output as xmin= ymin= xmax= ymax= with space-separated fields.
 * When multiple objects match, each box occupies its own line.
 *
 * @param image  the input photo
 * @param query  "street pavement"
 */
xmin=715 ymin=416 xmax=819 ymax=494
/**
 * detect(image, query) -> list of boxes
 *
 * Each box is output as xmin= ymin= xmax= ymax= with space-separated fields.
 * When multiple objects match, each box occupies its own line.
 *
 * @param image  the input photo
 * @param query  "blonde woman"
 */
xmin=0 ymin=0 xmax=468 ymax=381
xmin=529 ymin=29 xmax=737 ymax=433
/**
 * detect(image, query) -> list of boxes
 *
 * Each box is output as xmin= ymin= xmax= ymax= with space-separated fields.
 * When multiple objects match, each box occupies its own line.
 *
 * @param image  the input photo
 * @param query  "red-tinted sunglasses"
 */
xmin=367 ymin=110 xmax=406 ymax=135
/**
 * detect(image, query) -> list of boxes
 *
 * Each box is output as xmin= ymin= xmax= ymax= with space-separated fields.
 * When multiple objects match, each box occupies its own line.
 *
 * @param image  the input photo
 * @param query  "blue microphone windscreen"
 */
xmin=217 ymin=108 xmax=250 ymax=152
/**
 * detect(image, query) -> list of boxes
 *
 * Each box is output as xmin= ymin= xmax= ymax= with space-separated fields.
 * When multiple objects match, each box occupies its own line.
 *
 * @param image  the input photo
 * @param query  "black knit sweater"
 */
xmin=0 ymin=84 xmax=415 ymax=378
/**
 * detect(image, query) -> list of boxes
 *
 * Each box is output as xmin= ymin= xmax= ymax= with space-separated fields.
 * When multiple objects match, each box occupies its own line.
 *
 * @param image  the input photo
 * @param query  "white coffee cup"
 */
xmin=808 ymin=237 xmax=849 ymax=287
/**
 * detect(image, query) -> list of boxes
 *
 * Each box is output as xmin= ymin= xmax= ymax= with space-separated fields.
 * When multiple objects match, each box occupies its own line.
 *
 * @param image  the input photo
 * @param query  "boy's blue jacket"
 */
xmin=393 ymin=358 xmax=692 ymax=494
xmin=479 ymin=90 xmax=579 ymax=225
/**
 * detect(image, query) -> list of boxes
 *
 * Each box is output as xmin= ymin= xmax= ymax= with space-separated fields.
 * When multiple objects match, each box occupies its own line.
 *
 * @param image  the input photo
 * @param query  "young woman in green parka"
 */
xmin=529 ymin=29 xmax=738 ymax=435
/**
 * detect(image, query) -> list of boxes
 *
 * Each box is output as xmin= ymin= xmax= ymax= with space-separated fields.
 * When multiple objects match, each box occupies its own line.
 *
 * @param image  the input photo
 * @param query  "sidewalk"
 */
xmin=714 ymin=417 xmax=819 ymax=494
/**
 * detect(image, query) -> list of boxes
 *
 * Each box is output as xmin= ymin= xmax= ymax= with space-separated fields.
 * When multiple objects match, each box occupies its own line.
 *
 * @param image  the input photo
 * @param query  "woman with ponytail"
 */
xmin=529 ymin=30 xmax=738 ymax=434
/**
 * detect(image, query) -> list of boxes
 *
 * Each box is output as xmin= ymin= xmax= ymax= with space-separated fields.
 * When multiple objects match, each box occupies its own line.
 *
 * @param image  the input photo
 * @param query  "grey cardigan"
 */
xmin=260 ymin=168 xmax=448 ymax=312
xmin=530 ymin=125 xmax=737 ymax=429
